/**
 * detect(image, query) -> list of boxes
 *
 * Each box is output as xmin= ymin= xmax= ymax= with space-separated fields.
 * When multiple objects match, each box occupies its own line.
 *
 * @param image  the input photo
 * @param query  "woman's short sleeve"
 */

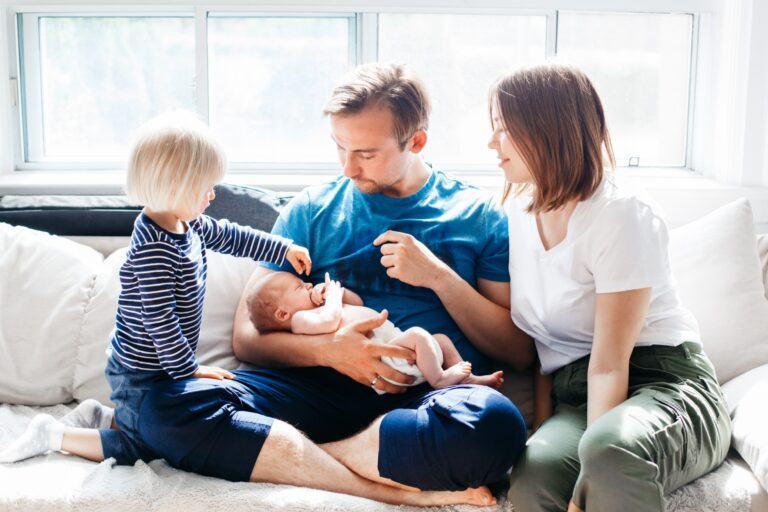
xmin=590 ymin=198 xmax=671 ymax=294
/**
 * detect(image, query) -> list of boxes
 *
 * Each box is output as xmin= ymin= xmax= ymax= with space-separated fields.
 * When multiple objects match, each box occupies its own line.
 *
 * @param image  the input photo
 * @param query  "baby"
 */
xmin=248 ymin=272 xmax=504 ymax=392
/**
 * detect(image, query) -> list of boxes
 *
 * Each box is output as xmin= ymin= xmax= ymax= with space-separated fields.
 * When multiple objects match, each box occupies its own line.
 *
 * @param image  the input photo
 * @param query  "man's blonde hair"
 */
xmin=125 ymin=111 xmax=227 ymax=212
xmin=323 ymin=62 xmax=431 ymax=149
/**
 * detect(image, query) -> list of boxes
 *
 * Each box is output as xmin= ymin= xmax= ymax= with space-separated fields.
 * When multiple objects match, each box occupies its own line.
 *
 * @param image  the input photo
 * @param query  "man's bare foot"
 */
xmin=464 ymin=370 xmax=504 ymax=389
xmin=415 ymin=485 xmax=497 ymax=507
xmin=432 ymin=362 xmax=472 ymax=388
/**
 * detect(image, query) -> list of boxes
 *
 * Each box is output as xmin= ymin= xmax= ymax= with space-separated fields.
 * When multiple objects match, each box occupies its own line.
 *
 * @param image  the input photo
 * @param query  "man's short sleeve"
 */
xmin=260 ymin=190 xmax=311 ymax=273
xmin=475 ymin=200 xmax=510 ymax=282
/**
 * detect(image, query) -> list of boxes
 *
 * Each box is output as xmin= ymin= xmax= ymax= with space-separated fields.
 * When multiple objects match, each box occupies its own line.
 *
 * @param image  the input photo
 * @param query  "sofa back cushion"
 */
xmin=669 ymin=199 xmax=768 ymax=383
xmin=0 ymin=223 xmax=103 ymax=404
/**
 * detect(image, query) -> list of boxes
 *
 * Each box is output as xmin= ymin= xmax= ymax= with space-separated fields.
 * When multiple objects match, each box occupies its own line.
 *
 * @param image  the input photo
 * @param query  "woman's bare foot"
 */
xmin=464 ymin=370 xmax=504 ymax=389
xmin=414 ymin=485 xmax=497 ymax=507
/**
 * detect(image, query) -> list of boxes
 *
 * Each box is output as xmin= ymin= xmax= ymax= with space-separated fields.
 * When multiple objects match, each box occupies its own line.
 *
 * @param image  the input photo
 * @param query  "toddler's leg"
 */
xmin=60 ymin=399 xmax=115 ymax=429
xmin=391 ymin=328 xmax=470 ymax=388
xmin=0 ymin=413 xmax=107 ymax=464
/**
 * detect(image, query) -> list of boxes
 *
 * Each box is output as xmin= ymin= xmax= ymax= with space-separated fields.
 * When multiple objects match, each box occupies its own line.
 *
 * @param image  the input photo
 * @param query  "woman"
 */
xmin=488 ymin=63 xmax=731 ymax=512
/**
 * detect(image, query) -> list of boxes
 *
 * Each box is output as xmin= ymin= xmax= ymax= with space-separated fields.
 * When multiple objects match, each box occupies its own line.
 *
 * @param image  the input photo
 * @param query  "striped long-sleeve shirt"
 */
xmin=110 ymin=212 xmax=292 ymax=380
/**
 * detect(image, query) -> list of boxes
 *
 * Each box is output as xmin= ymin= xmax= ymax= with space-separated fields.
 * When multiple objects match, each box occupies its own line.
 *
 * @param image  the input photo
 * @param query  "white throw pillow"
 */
xmin=73 ymin=249 xmax=257 ymax=405
xmin=73 ymin=248 xmax=127 ymax=406
xmin=669 ymin=199 xmax=768 ymax=383
xmin=197 ymin=251 xmax=259 ymax=370
xmin=0 ymin=223 xmax=103 ymax=404
xmin=721 ymin=364 xmax=768 ymax=493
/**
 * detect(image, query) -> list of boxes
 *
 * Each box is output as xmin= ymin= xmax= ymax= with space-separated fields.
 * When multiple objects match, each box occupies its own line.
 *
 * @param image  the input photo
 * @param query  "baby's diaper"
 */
xmin=371 ymin=320 xmax=443 ymax=394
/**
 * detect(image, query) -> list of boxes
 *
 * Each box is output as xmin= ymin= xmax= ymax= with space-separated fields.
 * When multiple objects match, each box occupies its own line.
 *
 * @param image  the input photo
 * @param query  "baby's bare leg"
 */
xmin=390 ymin=328 xmax=470 ymax=388
xmin=433 ymin=334 xmax=504 ymax=389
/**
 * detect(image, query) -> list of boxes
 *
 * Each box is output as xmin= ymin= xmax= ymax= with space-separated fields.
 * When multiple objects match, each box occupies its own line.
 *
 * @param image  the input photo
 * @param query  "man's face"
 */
xmin=330 ymin=106 xmax=414 ymax=196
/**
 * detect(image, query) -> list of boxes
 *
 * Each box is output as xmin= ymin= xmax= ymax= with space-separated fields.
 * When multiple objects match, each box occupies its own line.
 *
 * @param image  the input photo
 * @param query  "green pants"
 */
xmin=508 ymin=342 xmax=731 ymax=512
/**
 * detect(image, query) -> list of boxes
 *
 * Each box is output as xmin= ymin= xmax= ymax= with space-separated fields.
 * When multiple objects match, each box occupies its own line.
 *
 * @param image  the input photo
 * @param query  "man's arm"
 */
xmin=232 ymin=267 xmax=419 ymax=393
xmin=375 ymin=230 xmax=535 ymax=371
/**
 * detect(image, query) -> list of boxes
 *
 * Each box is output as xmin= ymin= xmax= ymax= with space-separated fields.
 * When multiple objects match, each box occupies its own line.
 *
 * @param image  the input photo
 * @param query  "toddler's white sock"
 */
xmin=0 ymin=414 xmax=65 ymax=463
xmin=60 ymin=399 xmax=114 ymax=429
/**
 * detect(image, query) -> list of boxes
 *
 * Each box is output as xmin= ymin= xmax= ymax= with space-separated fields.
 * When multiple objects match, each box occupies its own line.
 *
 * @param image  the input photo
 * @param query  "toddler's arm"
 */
xmin=291 ymin=277 xmax=344 ymax=335
xmin=194 ymin=214 xmax=293 ymax=266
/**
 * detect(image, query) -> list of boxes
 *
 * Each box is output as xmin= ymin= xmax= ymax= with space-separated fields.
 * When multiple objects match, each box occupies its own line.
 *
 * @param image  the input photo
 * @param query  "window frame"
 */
xmin=6 ymin=1 xmax=709 ymax=178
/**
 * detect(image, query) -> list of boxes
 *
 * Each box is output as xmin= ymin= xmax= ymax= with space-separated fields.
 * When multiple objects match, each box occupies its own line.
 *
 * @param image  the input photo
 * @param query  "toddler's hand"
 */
xmin=286 ymin=245 xmax=312 ymax=275
xmin=194 ymin=365 xmax=236 ymax=380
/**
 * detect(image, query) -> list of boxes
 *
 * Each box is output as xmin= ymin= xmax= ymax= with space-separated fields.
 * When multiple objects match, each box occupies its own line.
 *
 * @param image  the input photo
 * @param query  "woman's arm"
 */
xmin=587 ymin=287 xmax=652 ymax=425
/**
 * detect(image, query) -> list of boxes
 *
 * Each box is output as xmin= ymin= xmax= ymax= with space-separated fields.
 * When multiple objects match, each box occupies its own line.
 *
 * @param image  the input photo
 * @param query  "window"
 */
xmin=10 ymin=7 xmax=697 ymax=173
xmin=21 ymin=15 xmax=195 ymax=162
xmin=557 ymin=12 xmax=694 ymax=167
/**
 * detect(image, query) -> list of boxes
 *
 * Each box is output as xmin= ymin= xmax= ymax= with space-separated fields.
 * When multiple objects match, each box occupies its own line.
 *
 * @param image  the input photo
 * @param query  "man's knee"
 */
xmin=442 ymin=387 xmax=526 ymax=484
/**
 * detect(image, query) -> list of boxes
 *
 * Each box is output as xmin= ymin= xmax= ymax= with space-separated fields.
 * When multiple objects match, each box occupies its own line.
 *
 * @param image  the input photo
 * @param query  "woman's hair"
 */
xmin=490 ymin=63 xmax=615 ymax=212
xmin=125 ymin=111 xmax=226 ymax=212
xmin=323 ymin=62 xmax=431 ymax=150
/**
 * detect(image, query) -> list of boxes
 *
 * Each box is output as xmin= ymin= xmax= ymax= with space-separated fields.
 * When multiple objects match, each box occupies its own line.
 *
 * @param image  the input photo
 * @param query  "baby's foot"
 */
xmin=433 ymin=362 xmax=472 ymax=388
xmin=0 ymin=414 xmax=64 ymax=463
xmin=465 ymin=370 xmax=504 ymax=389
xmin=60 ymin=399 xmax=114 ymax=429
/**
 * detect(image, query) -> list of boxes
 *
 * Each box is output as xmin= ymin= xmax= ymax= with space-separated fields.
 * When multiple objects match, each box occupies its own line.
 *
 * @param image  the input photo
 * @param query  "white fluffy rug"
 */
xmin=0 ymin=404 xmax=756 ymax=512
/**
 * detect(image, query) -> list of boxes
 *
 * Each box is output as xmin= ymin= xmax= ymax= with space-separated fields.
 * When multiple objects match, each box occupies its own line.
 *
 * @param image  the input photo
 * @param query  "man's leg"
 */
xmin=322 ymin=384 xmax=526 ymax=492
xmin=140 ymin=368 xmax=493 ymax=506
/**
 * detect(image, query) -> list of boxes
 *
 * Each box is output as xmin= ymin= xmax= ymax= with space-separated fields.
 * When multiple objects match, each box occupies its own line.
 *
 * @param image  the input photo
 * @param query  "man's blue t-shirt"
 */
xmin=264 ymin=169 xmax=510 ymax=373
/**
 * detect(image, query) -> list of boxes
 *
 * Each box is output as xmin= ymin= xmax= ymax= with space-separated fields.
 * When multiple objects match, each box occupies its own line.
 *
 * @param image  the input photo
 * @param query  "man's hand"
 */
xmin=286 ymin=244 xmax=312 ymax=275
xmin=193 ymin=365 xmax=236 ymax=380
xmin=373 ymin=230 xmax=452 ymax=289
xmin=321 ymin=310 xmax=417 ymax=394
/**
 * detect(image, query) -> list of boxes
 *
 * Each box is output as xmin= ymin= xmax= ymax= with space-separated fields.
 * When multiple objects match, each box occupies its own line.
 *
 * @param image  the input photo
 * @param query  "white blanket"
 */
xmin=0 ymin=404 xmax=759 ymax=512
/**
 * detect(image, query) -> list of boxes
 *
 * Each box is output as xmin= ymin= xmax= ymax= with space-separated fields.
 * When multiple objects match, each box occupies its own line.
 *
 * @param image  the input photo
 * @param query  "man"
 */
xmin=139 ymin=63 xmax=533 ymax=506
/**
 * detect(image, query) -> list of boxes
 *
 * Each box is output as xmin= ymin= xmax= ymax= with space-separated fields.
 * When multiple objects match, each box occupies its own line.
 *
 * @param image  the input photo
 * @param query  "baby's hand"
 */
xmin=193 ymin=365 xmax=236 ymax=380
xmin=324 ymin=272 xmax=343 ymax=304
xmin=286 ymin=245 xmax=312 ymax=275
xmin=310 ymin=282 xmax=327 ymax=306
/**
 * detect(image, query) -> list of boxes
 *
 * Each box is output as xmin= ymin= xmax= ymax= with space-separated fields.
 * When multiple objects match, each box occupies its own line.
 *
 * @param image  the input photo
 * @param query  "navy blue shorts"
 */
xmin=99 ymin=355 xmax=164 ymax=465
xmin=139 ymin=366 xmax=526 ymax=490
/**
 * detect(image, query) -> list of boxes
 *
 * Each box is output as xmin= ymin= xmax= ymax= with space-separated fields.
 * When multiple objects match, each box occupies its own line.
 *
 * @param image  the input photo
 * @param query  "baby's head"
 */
xmin=125 ymin=111 xmax=226 ymax=221
xmin=247 ymin=272 xmax=321 ymax=333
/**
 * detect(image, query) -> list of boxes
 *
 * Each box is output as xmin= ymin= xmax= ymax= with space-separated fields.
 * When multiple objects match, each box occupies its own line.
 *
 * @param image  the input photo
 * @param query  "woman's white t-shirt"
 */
xmin=507 ymin=176 xmax=701 ymax=375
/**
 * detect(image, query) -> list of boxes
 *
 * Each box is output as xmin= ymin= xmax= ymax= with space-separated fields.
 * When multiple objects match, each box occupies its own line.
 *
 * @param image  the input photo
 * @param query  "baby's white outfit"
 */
xmin=371 ymin=320 xmax=443 ymax=395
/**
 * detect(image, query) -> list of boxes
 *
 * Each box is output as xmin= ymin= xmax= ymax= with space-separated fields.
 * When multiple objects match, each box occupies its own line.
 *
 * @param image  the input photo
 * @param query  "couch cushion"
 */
xmin=669 ymin=199 xmax=768 ymax=384
xmin=722 ymin=364 xmax=768 ymax=494
xmin=0 ymin=223 xmax=103 ymax=405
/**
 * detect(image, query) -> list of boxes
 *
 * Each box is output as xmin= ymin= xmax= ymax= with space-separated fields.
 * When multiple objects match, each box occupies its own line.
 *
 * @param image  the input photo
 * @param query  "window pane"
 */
xmin=37 ymin=16 xmax=195 ymax=161
xmin=557 ymin=12 xmax=693 ymax=167
xmin=379 ymin=13 xmax=547 ymax=168
xmin=208 ymin=16 xmax=352 ymax=163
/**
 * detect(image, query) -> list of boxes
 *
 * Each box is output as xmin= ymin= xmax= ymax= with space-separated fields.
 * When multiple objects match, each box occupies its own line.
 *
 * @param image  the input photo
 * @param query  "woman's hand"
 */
xmin=286 ymin=245 xmax=312 ymax=275
xmin=193 ymin=365 xmax=236 ymax=380
xmin=373 ymin=230 xmax=452 ymax=289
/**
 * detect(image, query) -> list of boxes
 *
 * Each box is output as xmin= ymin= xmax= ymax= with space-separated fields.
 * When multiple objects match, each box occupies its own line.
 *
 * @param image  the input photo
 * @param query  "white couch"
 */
xmin=1 ymin=198 xmax=768 ymax=512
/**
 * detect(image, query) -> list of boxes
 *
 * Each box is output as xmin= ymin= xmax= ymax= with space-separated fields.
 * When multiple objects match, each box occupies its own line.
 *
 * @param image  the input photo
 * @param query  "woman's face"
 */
xmin=488 ymin=105 xmax=534 ymax=185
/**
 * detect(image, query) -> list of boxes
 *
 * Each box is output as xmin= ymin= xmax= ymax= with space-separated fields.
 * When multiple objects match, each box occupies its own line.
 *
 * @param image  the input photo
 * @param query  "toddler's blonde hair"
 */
xmin=125 ymin=111 xmax=226 ymax=212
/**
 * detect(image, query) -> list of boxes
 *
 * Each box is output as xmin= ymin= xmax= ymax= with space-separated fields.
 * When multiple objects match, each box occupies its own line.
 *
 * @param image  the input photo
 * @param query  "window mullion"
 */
xmin=546 ymin=9 xmax=558 ymax=57
xmin=195 ymin=7 xmax=209 ymax=124
xmin=358 ymin=12 xmax=378 ymax=64
xmin=20 ymin=13 xmax=43 ymax=163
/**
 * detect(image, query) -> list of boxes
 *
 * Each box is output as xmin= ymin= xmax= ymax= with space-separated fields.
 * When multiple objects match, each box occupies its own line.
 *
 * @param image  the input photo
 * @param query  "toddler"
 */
xmin=248 ymin=272 xmax=503 ymax=392
xmin=0 ymin=112 xmax=311 ymax=464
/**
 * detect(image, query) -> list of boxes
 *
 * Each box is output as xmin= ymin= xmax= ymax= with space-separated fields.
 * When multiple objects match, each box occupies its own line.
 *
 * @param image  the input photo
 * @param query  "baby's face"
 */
xmin=274 ymin=273 xmax=317 ymax=314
